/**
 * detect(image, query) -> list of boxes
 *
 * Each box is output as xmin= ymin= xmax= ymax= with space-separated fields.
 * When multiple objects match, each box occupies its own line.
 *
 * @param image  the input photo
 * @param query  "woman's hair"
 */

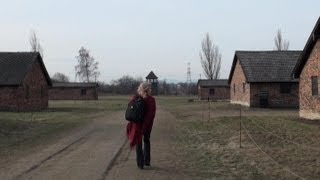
xmin=137 ymin=82 xmax=151 ymax=98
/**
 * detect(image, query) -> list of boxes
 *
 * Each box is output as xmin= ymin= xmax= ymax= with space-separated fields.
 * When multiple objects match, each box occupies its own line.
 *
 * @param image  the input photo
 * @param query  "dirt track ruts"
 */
xmin=16 ymin=129 xmax=95 ymax=178
xmin=0 ymin=111 xmax=127 ymax=180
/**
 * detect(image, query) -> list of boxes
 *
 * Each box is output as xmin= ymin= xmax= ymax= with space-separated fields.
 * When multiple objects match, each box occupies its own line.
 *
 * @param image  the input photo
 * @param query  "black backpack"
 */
xmin=125 ymin=95 xmax=145 ymax=123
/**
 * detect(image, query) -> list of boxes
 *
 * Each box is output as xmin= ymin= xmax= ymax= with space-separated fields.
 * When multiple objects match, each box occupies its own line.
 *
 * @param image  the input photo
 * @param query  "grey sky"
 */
xmin=0 ymin=0 xmax=319 ymax=83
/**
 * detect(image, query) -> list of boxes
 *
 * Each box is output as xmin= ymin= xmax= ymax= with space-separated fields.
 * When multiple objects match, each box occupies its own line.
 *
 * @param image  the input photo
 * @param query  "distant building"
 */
xmin=293 ymin=17 xmax=320 ymax=119
xmin=49 ymin=82 xmax=98 ymax=100
xmin=197 ymin=79 xmax=230 ymax=100
xmin=146 ymin=71 xmax=158 ymax=96
xmin=0 ymin=52 xmax=51 ymax=111
xmin=228 ymin=51 xmax=301 ymax=108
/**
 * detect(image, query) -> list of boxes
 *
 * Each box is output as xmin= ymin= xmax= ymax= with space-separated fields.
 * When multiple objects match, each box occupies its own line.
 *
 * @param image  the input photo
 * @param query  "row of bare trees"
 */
xmin=98 ymin=75 xmax=197 ymax=95
xmin=200 ymin=29 xmax=290 ymax=80
xmin=51 ymin=72 xmax=70 ymax=83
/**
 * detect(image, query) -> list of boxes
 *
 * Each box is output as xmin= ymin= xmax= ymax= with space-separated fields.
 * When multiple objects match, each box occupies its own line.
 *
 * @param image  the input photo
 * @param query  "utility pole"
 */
xmin=239 ymin=104 xmax=242 ymax=148
xmin=187 ymin=62 xmax=191 ymax=95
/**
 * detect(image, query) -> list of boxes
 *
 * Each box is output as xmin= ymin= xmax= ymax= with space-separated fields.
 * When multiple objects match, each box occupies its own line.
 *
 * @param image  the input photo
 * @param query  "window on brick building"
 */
xmin=280 ymin=83 xmax=291 ymax=94
xmin=209 ymin=89 xmax=215 ymax=95
xmin=25 ymin=85 xmax=29 ymax=99
xmin=233 ymin=83 xmax=235 ymax=95
xmin=243 ymin=83 xmax=245 ymax=93
xmin=312 ymin=76 xmax=318 ymax=96
xmin=81 ymin=88 xmax=87 ymax=95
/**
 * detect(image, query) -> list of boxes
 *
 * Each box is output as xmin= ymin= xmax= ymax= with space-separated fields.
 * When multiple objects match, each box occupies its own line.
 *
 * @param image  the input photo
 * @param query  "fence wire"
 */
xmin=248 ymin=118 xmax=320 ymax=151
xmin=242 ymin=121 xmax=306 ymax=180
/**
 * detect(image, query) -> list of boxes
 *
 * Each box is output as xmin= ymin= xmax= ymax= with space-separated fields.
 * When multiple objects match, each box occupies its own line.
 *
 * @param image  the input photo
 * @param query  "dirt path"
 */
xmin=105 ymin=107 xmax=189 ymax=179
xmin=0 ymin=111 xmax=127 ymax=180
xmin=0 ymin=106 xmax=192 ymax=179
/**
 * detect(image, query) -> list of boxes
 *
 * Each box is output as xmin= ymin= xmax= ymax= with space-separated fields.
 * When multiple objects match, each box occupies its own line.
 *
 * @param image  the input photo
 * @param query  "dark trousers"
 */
xmin=136 ymin=132 xmax=150 ymax=168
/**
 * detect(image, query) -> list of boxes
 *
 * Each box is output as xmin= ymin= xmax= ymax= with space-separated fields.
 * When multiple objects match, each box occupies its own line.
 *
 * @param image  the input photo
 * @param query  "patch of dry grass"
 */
xmin=158 ymin=96 xmax=320 ymax=179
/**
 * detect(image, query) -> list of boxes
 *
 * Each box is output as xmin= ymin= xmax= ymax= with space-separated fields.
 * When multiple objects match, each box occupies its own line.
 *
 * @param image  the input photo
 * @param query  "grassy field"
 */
xmin=0 ymin=96 xmax=129 ymax=156
xmin=157 ymin=96 xmax=320 ymax=179
xmin=2 ymin=96 xmax=320 ymax=179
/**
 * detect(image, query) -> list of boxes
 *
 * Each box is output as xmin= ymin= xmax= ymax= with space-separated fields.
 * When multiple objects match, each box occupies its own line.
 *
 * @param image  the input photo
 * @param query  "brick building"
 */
xmin=228 ymin=51 xmax=301 ymax=108
xmin=49 ymin=82 xmax=98 ymax=100
xmin=293 ymin=17 xmax=320 ymax=119
xmin=197 ymin=79 xmax=230 ymax=100
xmin=0 ymin=52 xmax=51 ymax=111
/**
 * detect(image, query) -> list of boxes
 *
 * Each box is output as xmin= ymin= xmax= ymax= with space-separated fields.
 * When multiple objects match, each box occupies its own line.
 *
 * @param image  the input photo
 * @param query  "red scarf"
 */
xmin=126 ymin=122 xmax=143 ymax=148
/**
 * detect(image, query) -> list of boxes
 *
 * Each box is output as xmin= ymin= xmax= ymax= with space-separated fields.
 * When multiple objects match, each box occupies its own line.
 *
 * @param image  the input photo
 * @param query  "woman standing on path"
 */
xmin=127 ymin=82 xmax=156 ymax=169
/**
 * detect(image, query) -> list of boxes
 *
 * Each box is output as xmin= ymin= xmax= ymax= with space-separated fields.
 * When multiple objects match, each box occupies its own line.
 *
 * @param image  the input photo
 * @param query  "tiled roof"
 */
xmin=197 ymin=79 xmax=229 ymax=87
xmin=293 ymin=17 xmax=320 ymax=78
xmin=52 ymin=82 xmax=98 ymax=88
xmin=146 ymin=71 xmax=158 ymax=79
xmin=229 ymin=51 xmax=301 ymax=83
xmin=0 ymin=52 xmax=51 ymax=86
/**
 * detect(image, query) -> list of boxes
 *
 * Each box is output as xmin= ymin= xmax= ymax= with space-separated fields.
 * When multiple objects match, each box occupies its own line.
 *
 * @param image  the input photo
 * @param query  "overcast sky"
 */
xmin=0 ymin=0 xmax=319 ymax=83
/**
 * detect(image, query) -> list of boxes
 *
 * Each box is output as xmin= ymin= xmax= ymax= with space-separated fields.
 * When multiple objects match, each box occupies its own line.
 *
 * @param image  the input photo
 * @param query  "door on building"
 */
xmin=259 ymin=91 xmax=269 ymax=108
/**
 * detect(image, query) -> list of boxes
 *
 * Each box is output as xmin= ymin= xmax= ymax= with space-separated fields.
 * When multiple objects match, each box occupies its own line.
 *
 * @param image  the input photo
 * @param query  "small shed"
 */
xmin=146 ymin=71 xmax=158 ymax=96
xmin=197 ymin=79 xmax=230 ymax=100
xmin=293 ymin=17 xmax=320 ymax=119
xmin=49 ymin=82 xmax=98 ymax=100
xmin=0 ymin=52 xmax=51 ymax=111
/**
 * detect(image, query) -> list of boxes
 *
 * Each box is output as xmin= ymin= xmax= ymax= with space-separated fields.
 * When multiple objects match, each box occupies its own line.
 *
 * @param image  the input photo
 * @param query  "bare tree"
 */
xmin=274 ymin=29 xmax=290 ymax=51
xmin=29 ymin=30 xmax=44 ymax=58
xmin=75 ymin=47 xmax=100 ymax=82
xmin=52 ymin=72 xmax=70 ymax=83
xmin=199 ymin=33 xmax=222 ymax=80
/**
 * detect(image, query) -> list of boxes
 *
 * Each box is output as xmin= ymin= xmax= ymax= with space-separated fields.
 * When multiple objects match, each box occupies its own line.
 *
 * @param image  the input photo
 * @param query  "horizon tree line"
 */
xmin=29 ymin=28 xmax=290 ymax=87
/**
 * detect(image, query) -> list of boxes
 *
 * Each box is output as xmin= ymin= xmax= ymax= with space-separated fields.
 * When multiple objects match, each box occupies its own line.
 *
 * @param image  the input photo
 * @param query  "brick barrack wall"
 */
xmin=0 ymin=61 xmax=49 ymax=111
xmin=299 ymin=39 xmax=320 ymax=119
xmin=49 ymin=87 xmax=98 ymax=100
xmin=250 ymin=83 xmax=299 ymax=108
xmin=198 ymin=86 xmax=230 ymax=100
xmin=230 ymin=59 xmax=250 ymax=106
